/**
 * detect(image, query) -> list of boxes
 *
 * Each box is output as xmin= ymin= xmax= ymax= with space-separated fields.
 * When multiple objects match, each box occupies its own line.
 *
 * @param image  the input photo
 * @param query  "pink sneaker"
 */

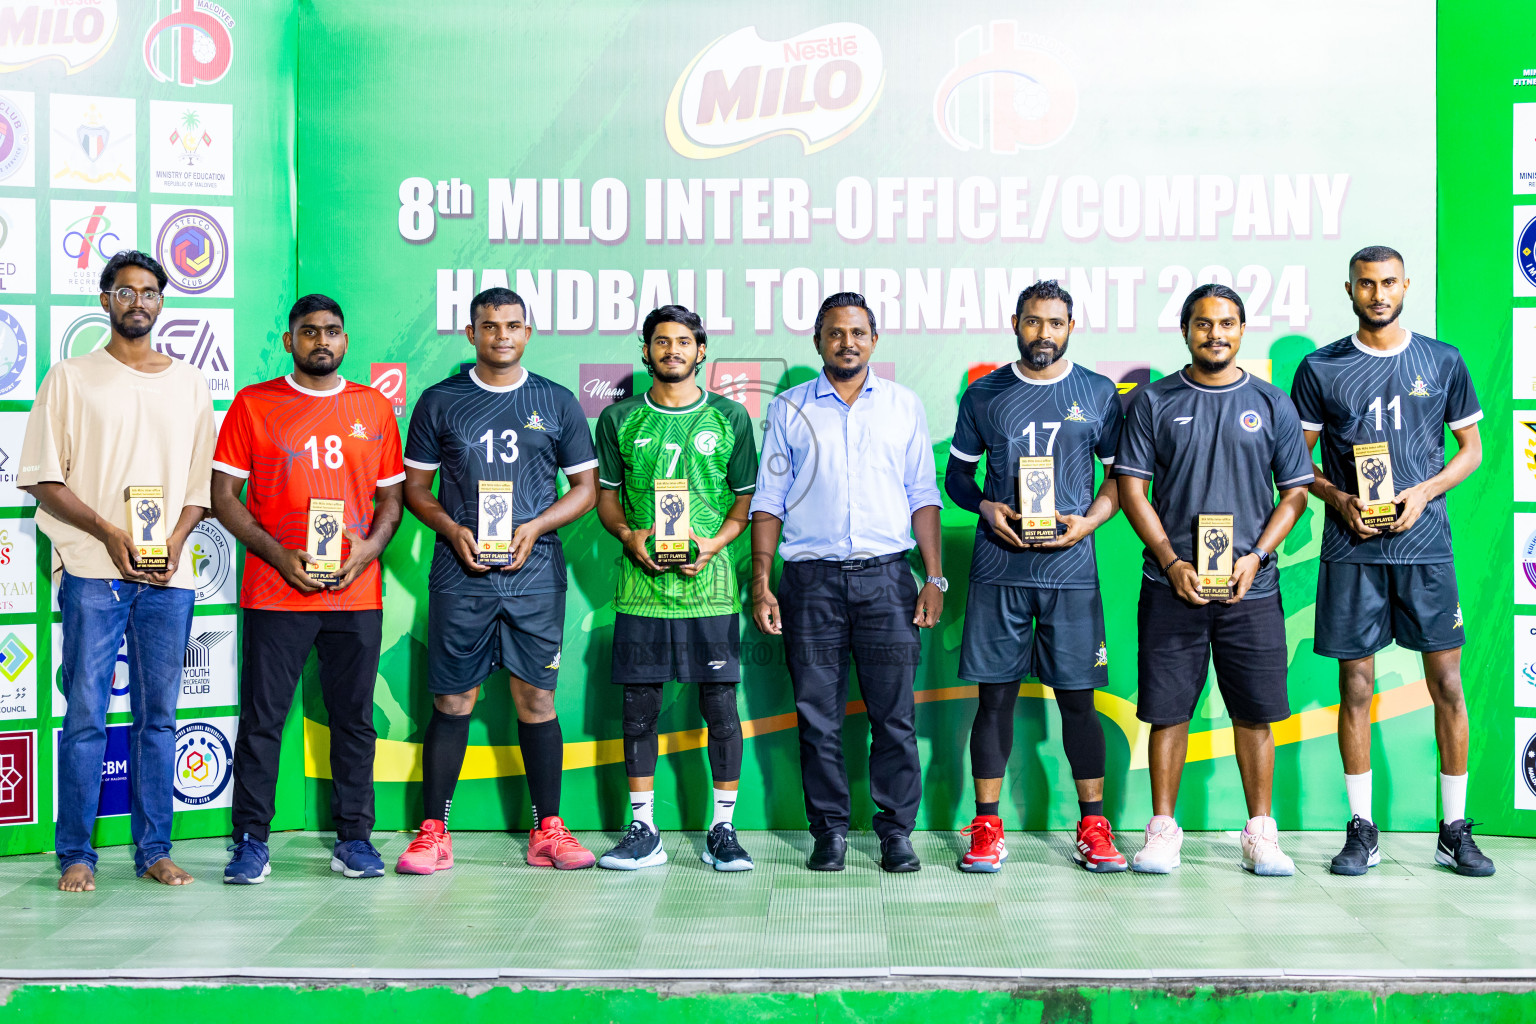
xmin=527 ymin=816 xmax=596 ymax=869
xmin=395 ymin=819 xmax=453 ymax=874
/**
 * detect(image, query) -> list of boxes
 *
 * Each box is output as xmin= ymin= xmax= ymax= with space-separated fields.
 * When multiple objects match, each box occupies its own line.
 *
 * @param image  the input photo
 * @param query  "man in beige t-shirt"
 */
xmin=18 ymin=250 xmax=215 ymax=893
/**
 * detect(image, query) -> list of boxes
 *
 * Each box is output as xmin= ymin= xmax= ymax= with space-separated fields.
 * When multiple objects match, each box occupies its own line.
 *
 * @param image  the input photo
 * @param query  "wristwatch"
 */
xmin=925 ymin=575 xmax=949 ymax=593
xmin=1252 ymin=547 xmax=1273 ymax=571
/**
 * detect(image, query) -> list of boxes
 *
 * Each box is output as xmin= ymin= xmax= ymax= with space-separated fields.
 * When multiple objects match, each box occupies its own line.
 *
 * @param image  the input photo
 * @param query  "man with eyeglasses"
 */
xmin=19 ymin=251 xmax=216 ymax=892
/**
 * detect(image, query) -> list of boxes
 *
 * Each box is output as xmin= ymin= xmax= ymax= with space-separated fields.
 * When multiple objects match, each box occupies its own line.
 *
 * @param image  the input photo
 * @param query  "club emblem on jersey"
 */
xmin=545 ymin=650 xmax=562 ymax=670
xmin=1239 ymin=410 xmax=1262 ymax=432
xmin=348 ymin=420 xmax=368 ymax=439
xmin=1409 ymin=375 xmax=1430 ymax=397
xmin=1065 ymin=401 xmax=1088 ymax=422
xmin=694 ymin=430 xmax=719 ymax=455
xmin=524 ymin=411 xmax=547 ymax=430
xmin=1453 ymin=604 xmax=1463 ymax=630
xmin=1093 ymin=641 xmax=1108 ymax=667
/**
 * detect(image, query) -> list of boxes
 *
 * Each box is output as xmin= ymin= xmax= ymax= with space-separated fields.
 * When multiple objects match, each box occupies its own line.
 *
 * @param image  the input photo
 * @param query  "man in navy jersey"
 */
xmin=1292 ymin=246 xmax=1490 ymax=877
xmin=946 ymin=280 xmax=1126 ymax=873
xmin=1116 ymin=284 xmax=1312 ymax=877
xmin=396 ymin=287 xmax=599 ymax=874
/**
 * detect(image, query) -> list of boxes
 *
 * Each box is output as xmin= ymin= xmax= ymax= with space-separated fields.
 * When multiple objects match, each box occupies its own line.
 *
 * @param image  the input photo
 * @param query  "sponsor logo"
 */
xmin=0 ymin=520 xmax=34 ymax=613
xmin=152 ymin=310 xmax=232 ymax=393
xmin=1524 ymin=731 xmax=1536 ymax=800
xmin=666 ymin=23 xmax=884 ymax=159
xmin=149 ymin=100 xmax=231 ymax=195
xmin=1093 ymin=641 xmax=1107 ymax=668
xmin=707 ymin=361 xmax=764 ymax=416
xmin=0 ymin=729 xmax=34 ymax=825
xmin=0 ymin=626 xmax=33 ymax=720
xmin=180 ymin=627 xmax=232 ymax=701
xmin=0 ymin=306 xmax=27 ymax=397
xmin=934 ymin=22 xmax=1077 ymax=153
xmin=52 ymin=200 xmax=134 ymax=294
xmin=693 ymin=430 xmax=719 ymax=455
xmin=144 ymin=0 xmax=233 ymax=88
xmin=0 ymin=197 xmax=34 ymax=294
xmin=369 ymin=362 xmax=406 ymax=417
xmin=0 ymin=631 xmax=32 ymax=682
xmin=49 ymin=95 xmax=134 ymax=189
xmin=1520 ymin=523 xmax=1536 ymax=594
xmin=634 ymin=438 xmax=652 ymax=448
xmin=172 ymin=720 xmax=232 ymax=806
xmin=0 ymin=1 xmax=119 ymax=76
xmin=523 ymin=411 xmax=546 ymax=431
xmin=707 ymin=659 xmax=727 ymax=670
xmin=53 ymin=305 xmax=110 ymax=360
xmin=1174 ymin=416 xmax=1194 ymax=426
xmin=0 ymin=93 xmax=30 ymax=181
xmin=578 ymin=362 xmax=634 ymax=417
xmin=1239 ymin=410 xmax=1263 ymax=432
xmin=1065 ymin=401 xmax=1088 ymax=423
xmin=1521 ymin=212 xmax=1536 ymax=292
xmin=52 ymin=723 xmax=130 ymax=817
xmin=188 ymin=520 xmax=232 ymax=603
xmin=154 ymin=207 xmax=230 ymax=295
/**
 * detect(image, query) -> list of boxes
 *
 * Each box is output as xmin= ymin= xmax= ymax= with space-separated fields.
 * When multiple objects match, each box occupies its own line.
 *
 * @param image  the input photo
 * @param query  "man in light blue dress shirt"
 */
xmin=750 ymin=292 xmax=947 ymax=873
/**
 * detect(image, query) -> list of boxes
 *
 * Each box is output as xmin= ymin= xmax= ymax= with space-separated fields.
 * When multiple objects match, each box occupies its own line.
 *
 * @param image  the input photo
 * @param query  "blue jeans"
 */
xmin=56 ymin=571 xmax=195 ymax=875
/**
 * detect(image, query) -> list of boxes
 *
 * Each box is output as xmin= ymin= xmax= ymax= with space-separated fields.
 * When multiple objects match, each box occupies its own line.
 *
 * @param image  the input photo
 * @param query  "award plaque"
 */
xmin=124 ymin=485 xmax=169 ymax=572
xmin=1016 ymin=456 xmax=1059 ymax=543
xmin=1195 ymin=514 xmax=1234 ymax=599
xmin=653 ymin=478 xmax=691 ymax=566
xmin=477 ymin=480 xmax=514 ymax=566
xmin=305 ymin=498 xmax=346 ymax=585
xmin=1353 ymin=441 xmax=1398 ymax=528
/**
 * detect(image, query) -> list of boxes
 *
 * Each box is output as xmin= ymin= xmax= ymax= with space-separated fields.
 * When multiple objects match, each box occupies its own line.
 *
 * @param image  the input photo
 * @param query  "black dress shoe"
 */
xmin=880 ymin=833 xmax=921 ymax=872
xmin=807 ymin=832 xmax=847 ymax=871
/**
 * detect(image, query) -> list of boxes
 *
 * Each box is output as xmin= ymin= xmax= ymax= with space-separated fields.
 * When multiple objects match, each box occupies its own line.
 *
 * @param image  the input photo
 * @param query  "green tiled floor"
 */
xmin=3 ymin=830 xmax=1536 ymax=979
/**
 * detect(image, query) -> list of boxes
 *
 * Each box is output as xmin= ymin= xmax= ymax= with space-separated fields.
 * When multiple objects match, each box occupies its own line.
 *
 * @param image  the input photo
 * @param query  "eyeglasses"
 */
xmin=106 ymin=287 xmax=163 ymax=307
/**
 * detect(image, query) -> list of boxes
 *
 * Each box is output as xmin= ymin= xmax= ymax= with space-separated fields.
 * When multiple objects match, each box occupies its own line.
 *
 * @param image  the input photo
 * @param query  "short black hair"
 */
xmin=1349 ymin=245 xmax=1405 ymax=272
xmin=640 ymin=304 xmax=706 ymax=348
xmin=1014 ymin=278 xmax=1074 ymax=321
xmin=470 ymin=286 xmax=526 ymax=325
xmin=813 ymin=291 xmax=877 ymax=340
xmin=288 ymin=293 xmax=344 ymax=331
xmin=1179 ymin=283 xmax=1246 ymax=331
xmin=99 ymin=250 xmax=167 ymax=293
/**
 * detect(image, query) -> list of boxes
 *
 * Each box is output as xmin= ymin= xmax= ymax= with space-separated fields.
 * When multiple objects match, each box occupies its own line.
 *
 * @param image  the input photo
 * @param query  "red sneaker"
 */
xmin=395 ymin=819 xmax=453 ymax=875
xmin=527 ymin=815 xmax=596 ymax=869
xmin=1073 ymin=815 xmax=1128 ymax=872
xmin=959 ymin=815 xmax=1007 ymax=872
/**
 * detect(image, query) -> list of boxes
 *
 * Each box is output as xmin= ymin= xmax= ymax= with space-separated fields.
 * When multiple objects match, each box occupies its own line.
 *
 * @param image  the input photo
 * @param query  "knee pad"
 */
xmin=622 ymin=685 xmax=663 ymax=739
xmin=699 ymin=684 xmax=741 ymax=740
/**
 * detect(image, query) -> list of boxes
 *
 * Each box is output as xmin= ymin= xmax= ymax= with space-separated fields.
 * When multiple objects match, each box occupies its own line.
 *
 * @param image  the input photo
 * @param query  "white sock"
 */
xmin=1344 ymin=771 xmax=1373 ymax=823
xmin=711 ymin=788 xmax=737 ymax=829
xmin=1440 ymin=772 xmax=1467 ymax=825
xmin=629 ymin=789 xmax=655 ymax=830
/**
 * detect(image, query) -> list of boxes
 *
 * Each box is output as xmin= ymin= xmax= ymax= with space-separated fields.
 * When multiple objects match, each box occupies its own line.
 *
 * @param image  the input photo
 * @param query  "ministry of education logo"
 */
xmin=172 ymin=721 xmax=232 ymax=806
xmin=156 ymin=207 xmax=229 ymax=295
xmin=0 ymin=95 xmax=30 ymax=182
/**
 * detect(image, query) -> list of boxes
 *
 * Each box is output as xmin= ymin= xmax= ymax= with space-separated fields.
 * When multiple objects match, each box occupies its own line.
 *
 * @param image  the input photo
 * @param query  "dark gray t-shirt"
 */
xmin=1114 ymin=369 xmax=1314 ymax=599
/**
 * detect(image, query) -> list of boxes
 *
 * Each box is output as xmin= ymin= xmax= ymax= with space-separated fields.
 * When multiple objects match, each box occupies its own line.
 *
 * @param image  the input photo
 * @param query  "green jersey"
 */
xmin=595 ymin=389 xmax=758 ymax=617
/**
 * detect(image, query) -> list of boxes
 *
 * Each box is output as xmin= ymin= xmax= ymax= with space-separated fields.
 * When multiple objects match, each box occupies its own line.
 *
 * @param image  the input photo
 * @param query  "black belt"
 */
xmin=806 ymin=551 xmax=909 ymax=572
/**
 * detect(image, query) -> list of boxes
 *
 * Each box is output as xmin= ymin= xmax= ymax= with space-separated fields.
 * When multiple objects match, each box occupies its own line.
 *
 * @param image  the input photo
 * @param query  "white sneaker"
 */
xmin=1131 ymin=815 xmax=1183 ymax=873
xmin=1240 ymin=815 xmax=1295 ymax=876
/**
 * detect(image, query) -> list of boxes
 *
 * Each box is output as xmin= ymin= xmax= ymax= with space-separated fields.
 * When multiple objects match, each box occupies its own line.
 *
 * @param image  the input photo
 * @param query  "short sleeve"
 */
xmin=403 ymin=392 xmax=441 ymax=471
xmin=725 ymin=402 xmax=758 ymax=494
xmin=16 ymin=365 xmax=69 ymax=487
xmin=376 ymin=396 xmax=405 ymax=487
xmin=595 ymin=406 xmax=623 ymax=490
xmin=948 ymin=387 xmax=984 ymax=464
xmin=556 ymin=390 xmax=598 ymax=475
xmin=211 ymin=390 xmax=254 ymax=480
xmin=1094 ymin=389 xmax=1124 ymax=464
xmin=1290 ymin=357 xmax=1325 ymax=432
xmin=1113 ymin=390 xmax=1156 ymax=480
xmin=1270 ymin=394 xmax=1315 ymax=490
xmin=1444 ymin=354 xmax=1482 ymax=430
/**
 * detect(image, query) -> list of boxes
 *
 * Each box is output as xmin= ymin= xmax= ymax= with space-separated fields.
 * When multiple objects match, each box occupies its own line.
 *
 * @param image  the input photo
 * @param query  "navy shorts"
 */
xmin=958 ymin=581 xmax=1108 ymax=689
xmin=1313 ymin=561 xmax=1463 ymax=660
xmin=426 ymin=590 xmax=566 ymax=693
xmin=1135 ymin=578 xmax=1291 ymax=726
xmin=611 ymin=612 xmax=741 ymax=684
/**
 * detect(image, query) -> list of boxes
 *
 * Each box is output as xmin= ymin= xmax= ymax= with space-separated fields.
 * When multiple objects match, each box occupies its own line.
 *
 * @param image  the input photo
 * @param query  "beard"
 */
xmin=827 ymin=355 xmax=865 ymax=381
xmin=295 ymin=349 xmax=343 ymax=377
xmin=1017 ymin=333 xmax=1069 ymax=370
xmin=1352 ymin=295 xmax=1403 ymax=330
xmin=650 ymin=353 xmax=702 ymax=383
xmin=110 ymin=308 xmax=154 ymax=341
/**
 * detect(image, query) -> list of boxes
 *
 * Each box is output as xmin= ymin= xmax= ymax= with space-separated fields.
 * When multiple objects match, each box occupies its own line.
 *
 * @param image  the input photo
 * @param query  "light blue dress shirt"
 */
xmin=750 ymin=366 xmax=942 ymax=561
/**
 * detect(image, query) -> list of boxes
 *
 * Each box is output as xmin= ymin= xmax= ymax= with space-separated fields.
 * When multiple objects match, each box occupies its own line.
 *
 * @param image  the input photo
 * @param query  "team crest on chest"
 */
xmin=349 ymin=420 xmax=368 ymax=439
xmin=694 ymin=430 xmax=719 ymax=455
xmin=1239 ymin=410 xmax=1263 ymax=432
xmin=1408 ymin=375 xmax=1431 ymax=397
xmin=524 ymin=411 xmax=547 ymax=430
xmin=1065 ymin=401 xmax=1088 ymax=422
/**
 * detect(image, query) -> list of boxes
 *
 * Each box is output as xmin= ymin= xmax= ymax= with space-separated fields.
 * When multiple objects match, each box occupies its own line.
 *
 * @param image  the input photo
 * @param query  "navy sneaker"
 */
xmin=331 ymin=839 xmax=386 ymax=878
xmin=224 ymin=833 xmax=271 ymax=885
xmin=702 ymin=823 xmax=754 ymax=872
xmin=599 ymin=821 xmax=668 ymax=870
xmin=1436 ymin=819 xmax=1495 ymax=877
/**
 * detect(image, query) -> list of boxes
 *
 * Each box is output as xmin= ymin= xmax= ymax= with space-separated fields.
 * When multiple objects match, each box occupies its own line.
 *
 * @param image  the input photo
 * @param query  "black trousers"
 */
xmin=778 ymin=559 xmax=923 ymax=839
xmin=231 ymin=608 xmax=382 ymax=842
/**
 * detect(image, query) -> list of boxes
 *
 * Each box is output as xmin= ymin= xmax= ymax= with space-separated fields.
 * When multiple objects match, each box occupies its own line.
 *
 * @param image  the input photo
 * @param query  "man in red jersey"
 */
xmin=211 ymin=294 xmax=405 ymax=883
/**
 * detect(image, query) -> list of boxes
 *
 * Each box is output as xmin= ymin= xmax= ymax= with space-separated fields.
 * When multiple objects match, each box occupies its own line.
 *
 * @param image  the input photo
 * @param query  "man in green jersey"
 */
xmin=594 ymin=305 xmax=759 ymax=871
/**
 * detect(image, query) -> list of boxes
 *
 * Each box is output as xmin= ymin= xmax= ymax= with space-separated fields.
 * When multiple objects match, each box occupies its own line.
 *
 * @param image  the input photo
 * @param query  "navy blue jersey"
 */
xmin=950 ymin=361 xmax=1122 ymax=588
xmin=404 ymin=368 xmax=597 ymax=596
xmin=1114 ymin=370 xmax=1313 ymax=600
xmin=1291 ymin=329 xmax=1481 ymax=565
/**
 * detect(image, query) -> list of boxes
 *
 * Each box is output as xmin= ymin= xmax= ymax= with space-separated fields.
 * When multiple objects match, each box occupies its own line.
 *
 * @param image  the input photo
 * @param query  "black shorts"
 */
xmin=957 ymin=582 xmax=1108 ymax=689
xmin=426 ymin=590 xmax=565 ymax=693
xmin=611 ymin=612 xmax=740 ymax=684
xmin=1313 ymin=561 xmax=1463 ymax=660
xmin=1135 ymin=578 xmax=1291 ymax=726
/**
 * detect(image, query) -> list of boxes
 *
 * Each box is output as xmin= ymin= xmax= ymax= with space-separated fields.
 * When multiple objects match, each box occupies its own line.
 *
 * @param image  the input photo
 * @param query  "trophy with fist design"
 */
xmin=1352 ymin=441 xmax=1398 ymax=528
xmin=477 ymin=480 xmax=514 ymax=566
xmin=1016 ymin=456 xmax=1059 ymax=543
xmin=124 ymin=485 xmax=169 ymax=572
xmin=1196 ymin=514 xmax=1235 ymax=599
xmin=653 ymin=478 xmax=692 ymax=566
xmin=306 ymin=498 xmax=347 ymax=585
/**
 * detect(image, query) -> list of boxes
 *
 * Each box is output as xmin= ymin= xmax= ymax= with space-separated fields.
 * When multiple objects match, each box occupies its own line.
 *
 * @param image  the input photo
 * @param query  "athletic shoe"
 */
xmin=702 ymin=822 xmax=754 ymax=871
xmin=958 ymin=815 xmax=1007 ymax=873
xmin=1073 ymin=815 xmax=1128 ymax=873
xmin=331 ymin=839 xmax=386 ymax=878
xmin=1329 ymin=814 xmax=1381 ymax=876
xmin=223 ymin=833 xmax=271 ymax=885
xmin=1240 ymin=815 xmax=1295 ymax=876
xmin=395 ymin=819 xmax=453 ymax=875
xmin=1436 ymin=818 xmax=1495 ymax=877
xmin=1131 ymin=816 xmax=1183 ymax=874
xmin=528 ymin=815 xmax=597 ymax=869
xmin=599 ymin=821 xmax=668 ymax=870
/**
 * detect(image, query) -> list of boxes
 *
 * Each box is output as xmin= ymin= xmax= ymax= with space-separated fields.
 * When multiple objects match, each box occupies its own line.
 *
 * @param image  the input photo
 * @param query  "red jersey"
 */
xmin=213 ymin=375 xmax=405 ymax=611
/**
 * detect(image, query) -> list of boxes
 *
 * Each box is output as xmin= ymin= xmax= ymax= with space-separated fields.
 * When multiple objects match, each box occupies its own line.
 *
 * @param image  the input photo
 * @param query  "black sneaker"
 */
xmin=597 ymin=821 xmax=667 ymax=870
xmin=1329 ymin=815 xmax=1381 ymax=876
xmin=702 ymin=823 xmax=754 ymax=872
xmin=1436 ymin=818 xmax=1495 ymax=877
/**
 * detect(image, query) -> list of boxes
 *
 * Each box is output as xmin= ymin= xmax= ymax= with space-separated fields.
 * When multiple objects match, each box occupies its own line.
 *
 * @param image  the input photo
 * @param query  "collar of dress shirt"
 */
xmin=812 ymin=364 xmax=881 ymax=402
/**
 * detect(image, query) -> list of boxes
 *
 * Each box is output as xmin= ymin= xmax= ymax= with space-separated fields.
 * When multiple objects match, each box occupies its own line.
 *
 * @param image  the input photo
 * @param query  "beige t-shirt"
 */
xmin=17 ymin=347 xmax=215 ymax=589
